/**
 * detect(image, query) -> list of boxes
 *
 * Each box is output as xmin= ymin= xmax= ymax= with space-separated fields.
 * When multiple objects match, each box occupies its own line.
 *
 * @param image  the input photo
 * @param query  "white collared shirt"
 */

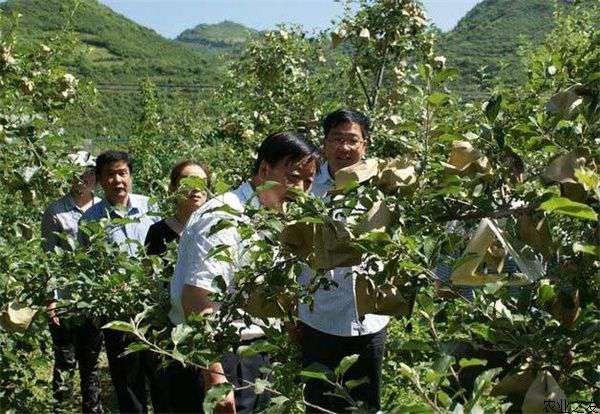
xmin=169 ymin=182 xmax=266 ymax=340
xmin=298 ymin=163 xmax=390 ymax=336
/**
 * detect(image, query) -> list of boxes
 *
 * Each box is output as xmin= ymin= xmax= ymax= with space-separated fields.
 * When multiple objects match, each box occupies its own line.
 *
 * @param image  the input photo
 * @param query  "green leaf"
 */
xmin=539 ymin=197 xmax=598 ymax=221
xmin=300 ymin=363 xmax=331 ymax=382
xmin=573 ymin=242 xmax=600 ymax=256
xmin=359 ymin=231 xmax=392 ymax=243
xmin=433 ymin=354 xmax=453 ymax=375
xmin=458 ymin=358 xmax=487 ymax=368
xmin=102 ymin=321 xmax=134 ymax=333
xmin=203 ymin=383 xmax=234 ymax=413
xmin=335 ymin=354 xmax=359 ymax=377
xmin=538 ymin=281 xmax=556 ymax=305
xmin=253 ymin=378 xmax=271 ymax=395
xmin=212 ymin=179 xmax=230 ymax=194
xmin=473 ymin=367 xmax=502 ymax=396
xmin=237 ymin=340 xmax=279 ymax=357
xmin=587 ymin=72 xmax=600 ymax=82
xmin=575 ymin=168 xmax=599 ymax=191
xmin=257 ymin=180 xmax=281 ymax=192
xmin=469 ymin=323 xmax=491 ymax=340
xmin=179 ymin=176 xmax=207 ymax=191
xmin=270 ymin=396 xmax=290 ymax=406
xmin=398 ymin=362 xmax=416 ymax=378
xmin=392 ymin=403 xmax=436 ymax=413
xmin=171 ymin=324 xmax=193 ymax=346
xmin=483 ymin=94 xmax=502 ymax=123
xmin=345 ymin=377 xmax=369 ymax=390
xmin=428 ymin=92 xmax=450 ymax=106
xmin=297 ymin=216 xmax=324 ymax=224
xmin=436 ymin=390 xmax=451 ymax=408
xmin=436 ymin=133 xmax=462 ymax=143
xmin=208 ymin=219 xmax=236 ymax=236
xmin=122 ymin=342 xmax=150 ymax=357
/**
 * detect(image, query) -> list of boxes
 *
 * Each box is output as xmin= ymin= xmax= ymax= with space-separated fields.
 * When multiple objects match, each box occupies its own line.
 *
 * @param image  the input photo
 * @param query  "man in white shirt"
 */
xmin=297 ymin=109 xmax=389 ymax=412
xmin=170 ymin=132 xmax=319 ymax=413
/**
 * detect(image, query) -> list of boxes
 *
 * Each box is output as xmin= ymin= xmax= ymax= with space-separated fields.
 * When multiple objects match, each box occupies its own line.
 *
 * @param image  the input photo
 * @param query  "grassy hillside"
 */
xmin=177 ymin=20 xmax=256 ymax=51
xmin=0 ymin=0 xmax=222 ymax=85
xmin=0 ymin=0 xmax=226 ymax=137
xmin=439 ymin=0 xmax=569 ymax=92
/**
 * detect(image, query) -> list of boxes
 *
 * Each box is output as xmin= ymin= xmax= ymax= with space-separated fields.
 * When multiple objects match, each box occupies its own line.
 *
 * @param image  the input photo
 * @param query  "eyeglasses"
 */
xmin=327 ymin=135 xmax=365 ymax=149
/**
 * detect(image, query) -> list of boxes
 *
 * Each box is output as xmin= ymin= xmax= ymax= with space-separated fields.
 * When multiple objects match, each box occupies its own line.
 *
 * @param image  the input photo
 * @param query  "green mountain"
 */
xmin=177 ymin=20 xmax=256 ymax=51
xmin=440 ymin=0 xmax=573 ymax=92
xmin=0 ymin=0 xmax=221 ymax=85
xmin=0 ymin=0 xmax=227 ymax=138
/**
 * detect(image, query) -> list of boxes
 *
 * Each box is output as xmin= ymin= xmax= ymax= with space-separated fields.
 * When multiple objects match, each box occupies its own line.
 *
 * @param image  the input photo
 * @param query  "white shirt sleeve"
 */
xmin=176 ymin=212 xmax=241 ymax=293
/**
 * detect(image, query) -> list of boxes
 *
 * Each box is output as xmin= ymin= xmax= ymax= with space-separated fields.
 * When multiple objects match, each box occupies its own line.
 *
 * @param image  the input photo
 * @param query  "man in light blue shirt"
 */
xmin=297 ymin=109 xmax=389 ymax=412
xmin=79 ymin=150 xmax=159 ymax=414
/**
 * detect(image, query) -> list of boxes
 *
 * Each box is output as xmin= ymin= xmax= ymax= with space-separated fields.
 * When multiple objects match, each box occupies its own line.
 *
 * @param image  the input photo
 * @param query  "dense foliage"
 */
xmin=0 ymin=0 xmax=599 ymax=413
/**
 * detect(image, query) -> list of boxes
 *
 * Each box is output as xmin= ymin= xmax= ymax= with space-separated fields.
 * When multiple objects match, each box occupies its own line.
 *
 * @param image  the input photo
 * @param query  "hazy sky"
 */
xmin=99 ymin=0 xmax=483 ymax=39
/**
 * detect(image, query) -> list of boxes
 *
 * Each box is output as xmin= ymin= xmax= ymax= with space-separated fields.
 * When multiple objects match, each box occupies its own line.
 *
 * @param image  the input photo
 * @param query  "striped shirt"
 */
xmin=298 ymin=163 xmax=389 ymax=337
xmin=41 ymin=194 xmax=101 ymax=299
xmin=435 ymin=258 xmax=519 ymax=301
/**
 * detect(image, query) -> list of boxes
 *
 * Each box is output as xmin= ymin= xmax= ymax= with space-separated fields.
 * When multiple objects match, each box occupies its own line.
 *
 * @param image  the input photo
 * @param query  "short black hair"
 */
xmin=95 ymin=150 xmax=133 ymax=177
xmin=323 ymin=109 xmax=370 ymax=142
xmin=252 ymin=132 xmax=319 ymax=175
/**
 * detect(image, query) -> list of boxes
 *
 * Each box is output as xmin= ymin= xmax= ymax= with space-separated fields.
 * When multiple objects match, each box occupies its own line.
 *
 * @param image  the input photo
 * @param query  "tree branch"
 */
xmin=436 ymin=206 xmax=535 ymax=223
xmin=354 ymin=65 xmax=373 ymax=109
xmin=371 ymin=38 xmax=390 ymax=109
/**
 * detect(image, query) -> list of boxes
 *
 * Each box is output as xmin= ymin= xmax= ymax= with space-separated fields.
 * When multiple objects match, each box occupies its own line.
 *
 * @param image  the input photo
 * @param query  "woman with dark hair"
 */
xmin=143 ymin=160 xmax=210 ymax=413
xmin=146 ymin=160 xmax=210 ymax=256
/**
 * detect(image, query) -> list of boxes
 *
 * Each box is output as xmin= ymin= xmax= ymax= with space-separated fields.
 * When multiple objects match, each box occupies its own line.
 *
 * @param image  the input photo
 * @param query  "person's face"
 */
xmin=323 ymin=121 xmax=367 ymax=175
xmin=72 ymin=169 xmax=96 ymax=196
xmin=98 ymin=160 xmax=132 ymax=206
xmin=175 ymin=164 xmax=208 ymax=213
xmin=256 ymin=156 xmax=317 ymax=209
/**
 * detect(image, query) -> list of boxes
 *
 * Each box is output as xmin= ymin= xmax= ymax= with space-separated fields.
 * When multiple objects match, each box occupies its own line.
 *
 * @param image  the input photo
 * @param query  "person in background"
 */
xmin=41 ymin=151 xmax=102 ymax=414
xmin=145 ymin=160 xmax=210 ymax=257
xmin=297 ymin=109 xmax=389 ymax=412
xmin=79 ymin=150 xmax=160 ymax=414
xmin=144 ymin=160 xmax=210 ymax=413
xmin=170 ymin=132 xmax=319 ymax=413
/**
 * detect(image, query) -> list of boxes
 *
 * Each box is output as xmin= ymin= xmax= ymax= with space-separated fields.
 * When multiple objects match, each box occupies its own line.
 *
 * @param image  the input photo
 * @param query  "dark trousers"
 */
xmin=222 ymin=349 xmax=271 ymax=413
xmin=165 ymin=363 xmax=205 ymax=413
xmin=104 ymin=329 xmax=151 ymax=414
xmin=164 ymin=340 xmax=271 ymax=413
xmin=49 ymin=319 xmax=102 ymax=414
xmin=445 ymin=341 xmax=508 ymax=400
xmin=299 ymin=322 xmax=387 ymax=413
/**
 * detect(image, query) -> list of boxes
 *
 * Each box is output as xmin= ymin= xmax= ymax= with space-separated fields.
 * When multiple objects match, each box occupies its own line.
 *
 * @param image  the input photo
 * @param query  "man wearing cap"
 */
xmin=41 ymin=151 xmax=102 ymax=414
xmin=297 ymin=109 xmax=389 ymax=412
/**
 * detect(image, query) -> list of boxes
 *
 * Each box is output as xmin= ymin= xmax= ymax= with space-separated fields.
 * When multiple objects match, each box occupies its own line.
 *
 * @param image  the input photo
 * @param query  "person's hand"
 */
xmin=204 ymin=362 xmax=236 ymax=414
xmin=47 ymin=301 xmax=60 ymax=326
xmin=215 ymin=390 xmax=236 ymax=414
